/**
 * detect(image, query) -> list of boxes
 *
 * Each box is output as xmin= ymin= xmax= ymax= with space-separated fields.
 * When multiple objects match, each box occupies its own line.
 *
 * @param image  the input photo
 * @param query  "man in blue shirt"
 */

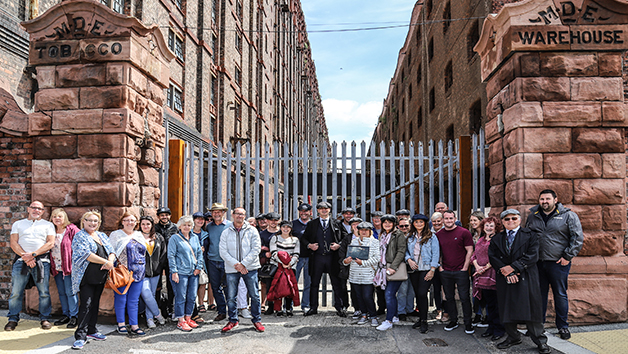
xmin=204 ymin=203 xmax=232 ymax=322
xmin=292 ymin=203 xmax=312 ymax=312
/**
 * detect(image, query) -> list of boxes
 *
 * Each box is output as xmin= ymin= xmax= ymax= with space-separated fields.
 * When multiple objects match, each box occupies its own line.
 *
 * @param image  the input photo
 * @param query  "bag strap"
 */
xmin=177 ymin=233 xmax=197 ymax=264
xmin=110 ymin=279 xmax=133 ymax=295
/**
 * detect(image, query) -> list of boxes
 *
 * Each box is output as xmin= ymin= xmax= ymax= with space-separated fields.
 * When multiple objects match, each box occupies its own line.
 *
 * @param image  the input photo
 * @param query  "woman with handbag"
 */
xmin=70 ymin=211 xmax=115 ymax=350
xmin=109 ymin=211 xmax=148 ymax=335
xmin=374 ymin=214 xmax=407 ymax=331
xmin=268 ymin=221 xmax=300 ymax=316
xmin=168 ymin=215 xmax=204 ymax=332
xmin=191 ymin=212 xmax=209 ymax=323
xmin=406 ymin=214 xmax=440 ymax=333
xmin=139 ymin=216 xmax=167 ymax=329
xmin=49 ymin=208 xmax=80 ymax=328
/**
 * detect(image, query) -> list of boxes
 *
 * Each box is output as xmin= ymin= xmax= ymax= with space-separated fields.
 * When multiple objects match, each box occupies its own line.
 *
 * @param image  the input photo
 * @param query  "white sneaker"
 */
xmin=155 ymin=314 xmax=166 ymax=325
xmin=371 ymin=318 xmax=380 ymax=327
xmin=377 ymin=320 xmax=393 ymax=331
xmin=146 ymin=318 xmax=156 ymax=329
xmin=240 ymin=308 xmax=253 ymax=319
xmin=392 ymin=316 xmax=400 ymax=324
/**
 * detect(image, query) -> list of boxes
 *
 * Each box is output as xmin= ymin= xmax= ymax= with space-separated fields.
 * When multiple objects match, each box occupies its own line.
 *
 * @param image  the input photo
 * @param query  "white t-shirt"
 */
xmin=10 ymin=218 xmax=55 ymax=254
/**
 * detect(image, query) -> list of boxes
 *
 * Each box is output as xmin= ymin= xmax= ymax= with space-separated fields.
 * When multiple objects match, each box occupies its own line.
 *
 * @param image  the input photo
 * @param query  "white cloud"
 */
xmin=323 ymin=99 xmax=382 ymax=144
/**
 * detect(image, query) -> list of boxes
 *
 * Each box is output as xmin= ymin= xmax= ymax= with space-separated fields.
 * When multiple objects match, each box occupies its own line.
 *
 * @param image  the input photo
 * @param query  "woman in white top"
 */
xmin=269 ymin=220 xmax=300 ymax=316
xmin=342 ymin=222 xmax=380 ymax=327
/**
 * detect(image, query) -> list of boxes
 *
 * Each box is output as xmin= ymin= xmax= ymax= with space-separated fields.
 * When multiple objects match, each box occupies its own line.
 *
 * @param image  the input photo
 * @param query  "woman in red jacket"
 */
xmin=50 ymin=208 xmax=80 ymax=328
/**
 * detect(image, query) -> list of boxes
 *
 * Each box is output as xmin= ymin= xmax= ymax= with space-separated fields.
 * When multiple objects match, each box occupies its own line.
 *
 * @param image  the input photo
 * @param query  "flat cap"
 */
xmin=297 ymin=203 xmax=312 ymax=211
xmin=316 ymin=201 xmax=332 ymax=209
xmin=357 ymin=221 xmax=374 ymax=230
xmin=349 ymin=217 xmax=363 ymax=224
xmin=370 ymin=211 xmax=384 ymax=217
xmin=341 ymin=207 xmax=356 ymax=214
xmin=265 ymin=212 xmax=281 ymax=220
xmin=500 ymin=209 xmax=521 ymax=219
xmin=395 ymin=209 xmax=411 ymax=216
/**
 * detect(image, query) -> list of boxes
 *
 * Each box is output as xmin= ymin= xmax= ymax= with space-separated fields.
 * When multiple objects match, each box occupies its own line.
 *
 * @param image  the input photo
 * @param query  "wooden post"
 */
xmin=458 ymin=136 xmax=472 ymax=229
xmin=168 ymin=139 xmax=185 ymax=222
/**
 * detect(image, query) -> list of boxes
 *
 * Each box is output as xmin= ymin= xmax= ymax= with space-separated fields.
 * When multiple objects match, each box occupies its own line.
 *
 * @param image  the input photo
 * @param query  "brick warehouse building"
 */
xmin=0 ymin=0 xmax=327 ymax=308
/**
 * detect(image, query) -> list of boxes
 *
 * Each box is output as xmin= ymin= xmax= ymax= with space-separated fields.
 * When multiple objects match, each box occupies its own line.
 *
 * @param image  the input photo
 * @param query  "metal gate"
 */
xmin=159 ymin=129 xmax=486 ymax=220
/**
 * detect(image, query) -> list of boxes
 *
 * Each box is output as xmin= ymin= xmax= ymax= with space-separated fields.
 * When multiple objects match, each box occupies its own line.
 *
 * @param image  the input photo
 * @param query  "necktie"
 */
xmin=322 ymin=219 xmax=327 ymax=230
xmin=507 ymin=230 xmax=515 ymax=252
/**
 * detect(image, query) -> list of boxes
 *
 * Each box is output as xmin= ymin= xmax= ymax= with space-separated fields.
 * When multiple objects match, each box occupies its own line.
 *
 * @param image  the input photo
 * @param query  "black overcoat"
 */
xmin=303 ymin=218 xmax=350 ymax=275
xmin=488 ymin=227 xmax=543 ymax=324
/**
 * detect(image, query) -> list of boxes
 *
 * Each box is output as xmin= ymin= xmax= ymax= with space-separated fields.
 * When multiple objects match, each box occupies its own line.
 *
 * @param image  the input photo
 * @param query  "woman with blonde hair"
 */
xmin=71 ymin=211 xmax=115 ymax=350
xmin=109 ymin=211 xmax=147 ymax=335
xmin=49 ymin=208 xmax=80 ymax=328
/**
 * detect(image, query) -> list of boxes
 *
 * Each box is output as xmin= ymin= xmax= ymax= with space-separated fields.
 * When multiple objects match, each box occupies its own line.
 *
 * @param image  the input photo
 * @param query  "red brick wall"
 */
xmin=0 ymin=133 xmax=33 ymax=308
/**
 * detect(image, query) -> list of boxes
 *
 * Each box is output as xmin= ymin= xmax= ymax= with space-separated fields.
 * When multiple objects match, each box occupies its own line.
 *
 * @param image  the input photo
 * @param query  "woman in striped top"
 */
xmin=269 ymin=221 xmax=300 ymax=316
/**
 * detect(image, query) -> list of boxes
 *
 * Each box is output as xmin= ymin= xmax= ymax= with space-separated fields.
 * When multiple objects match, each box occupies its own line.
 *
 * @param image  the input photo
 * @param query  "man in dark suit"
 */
xmin=303 ymin=201 xmax=350 ymax=317
xmin=488 ymin=209 xmax=550 ymax=354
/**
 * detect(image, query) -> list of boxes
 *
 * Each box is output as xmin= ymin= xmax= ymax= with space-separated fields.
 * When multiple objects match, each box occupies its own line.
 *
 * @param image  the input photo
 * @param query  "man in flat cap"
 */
xmin=303 ymin=201 xmax=350 ymax=317
xmin=292 ymin=203 xmax=313 ymax=312
xmin=488 ymin=209 xmax=550 ymax=354
xmin=204 ymin=203 xmax=231 ymax=321
xmin=340 ymin=207 xmax=356 ymax=234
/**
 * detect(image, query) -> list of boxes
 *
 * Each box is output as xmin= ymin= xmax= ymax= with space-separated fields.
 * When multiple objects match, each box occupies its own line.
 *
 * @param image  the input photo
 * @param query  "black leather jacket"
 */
xmin=145 ymin=233 xmax=168 ymax=278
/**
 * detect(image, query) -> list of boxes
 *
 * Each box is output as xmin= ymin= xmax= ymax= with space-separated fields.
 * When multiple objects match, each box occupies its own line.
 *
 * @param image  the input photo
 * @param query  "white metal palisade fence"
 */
xmin=158 ymin=129 xmax=487 ymax=219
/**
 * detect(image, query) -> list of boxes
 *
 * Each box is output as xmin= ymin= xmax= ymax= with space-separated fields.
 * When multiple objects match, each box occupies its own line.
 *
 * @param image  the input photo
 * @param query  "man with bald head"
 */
xmin=5 ymin=201 xmax=55 ymax=331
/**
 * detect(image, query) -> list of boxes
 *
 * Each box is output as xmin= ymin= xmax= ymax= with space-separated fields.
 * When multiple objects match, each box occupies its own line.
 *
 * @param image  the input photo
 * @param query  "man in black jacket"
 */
xmin=526 ymin=189 xmax=583 ymax=340
xmin=154 ymin=207 xmax=179 ymax=319
xmin=303 ymin=201 xmax=350 ymax=317
xmin=489 ymin=209 xmax=550 ymax=354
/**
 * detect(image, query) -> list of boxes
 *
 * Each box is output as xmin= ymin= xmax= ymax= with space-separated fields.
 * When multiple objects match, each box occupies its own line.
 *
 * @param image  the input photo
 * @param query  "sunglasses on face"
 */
xmin=398 ymin=225 xmax=409 ymax=228
xmin=503 ymin=217 xmax=519 ymax=221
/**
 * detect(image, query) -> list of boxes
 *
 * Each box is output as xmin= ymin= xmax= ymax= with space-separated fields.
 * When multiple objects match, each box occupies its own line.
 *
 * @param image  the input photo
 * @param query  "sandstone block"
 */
xmin=102 ymin=207 xmax=129 ymax=231
xmin=485 ymin=118 xmax=500 ymax=144
xmin=28 ymin=112 xmax=52 ymax=135
xmin=52 ymin=109 xmax=103 ymax=133
xmin=143 ymin=207 xmax=158 ymax=220
xmin=77 ymin=182 xmax=133 ymax=206
xmin=32 ymin=160 xmax=52 ymax=183
xmin=56 ymin=64 xmax=106 ymax=87
xmin=489 ymin=184 xmax=505 ymax=207
xmin=519 ymin=53 xmax=540 ymax=76
xmin=79 ymin=86 xmax=129 ymax=110
xmin=503 ymin=128 xmax=571 ymax=157
xmin=598 ymin=53 xmax=622 ymax=76
xmin=572 ymin=128 xmax=623 ymax=153
xmin=149 ymin=122 xmax=166 ymax=147
xmin=601 ymin=102 xmax=626 ymax=126
xmin=102 ymin=108 xmax=144 ymax=138
xmin=580 ymin=231 xmax=624 ymax=256
xmin=103 ymin=158 xmax=138 ymax=183
xmin=140 ymin=147 xmax=164 ymax=168
xmin=36 ymin=66 xmax=56 ymax=89
xmin=505 ymin=179 xmax=573 ymax=205
xmin=573 ymin=179 xmax=624 ymax=205
xmin=502 ymin=102 xmax=543 ymax=134
xmin=134 ymin=95 xmax=147 ymax=115
xmin=52 ymin=159 xmax=102 ymax=182
xmin=544 ymin=153 xmax=601 ymax=178
xmin=147 ymin=81 xmax=165 ymax=106
xmin=35 ymin=88 xmax=79 ymax=111
xmin=602 ymin=153 xmax=625 ymax=178
xmin=571 ymin=77 xmax=623 ymax=101
xmin=570 ymin=256 xmax=607 ymax=274
xmin=147 ymin=100 xmax=164 ymax=126
xmin=34 ymin=135 xmax=77 ymax=159
xmin=563 ymin=276 xmax=627 ymax=324
xmin=487 ymin=56 xmax=516 ymax=100
xmin=539 ymin=52 xmax=597 ymax=77
xmin=505 ymin=153 xmax=543 ymax=181
xmin=567 ymin=205 xmax=602 ymax=231
xmin=32 ymin=183 xmax=77 ymax=206
xmin=543 ymin=101 xmax=601 ymax=127
xmin=106 ymin=63 xmax=125 ymax=85
xmin=62 ymin=206 xmax=102 ymax=225
xmin=489 ymin=162 xmax=503 ymax=186
xmin=154 ymin=147 xmax=163 ymax=168
xmin=521 ymin=77 xmax=570 ymax=101
xmin=128 ymin=66 xmax=148 ymax=96
xmin=487 ymin=138 xmax=503 ymax=165
xmin=78 ymin=134 xmax=135 ymax=158
xmin=138 ymin=165 xmax=159 ymax=187
xmin=602 ymin=205 xmax=626 ymax=231
xmin=140 ymin=186 xmax=157 ymax=208
xmin=605 ymin=256 xmax=628 ymax=274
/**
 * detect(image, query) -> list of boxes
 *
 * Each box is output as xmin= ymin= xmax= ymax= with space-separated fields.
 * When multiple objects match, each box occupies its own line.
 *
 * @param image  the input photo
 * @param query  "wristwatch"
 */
xmin=31 ymin=252 xmax=37 ymax=257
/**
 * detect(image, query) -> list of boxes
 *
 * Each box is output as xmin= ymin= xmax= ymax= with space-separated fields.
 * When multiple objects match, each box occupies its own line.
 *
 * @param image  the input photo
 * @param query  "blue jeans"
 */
xmin=440 ymin=270 xmax=472 ymax=325
xmin=54 ymin=273 xmax=78 ymax=317
xmin=207 ymin=260 xmax=228 ymax=315
xmin=538 ymin=260 xmax=571 ymax=329
xmin=295 ymin=257 xmax=310 ymax=309
xmin=384 ymin=280 xmax=402 ymax=322
xmin=141 ymin=276 xmax=162 ymax=320
xmin=172 ymin=274 xmax=198 ymax=318
xmin=8 ymin=260 xmax=51 ymax=322
xmin=114 ymin=280 xmax=143 ymax=325
xmin=397 ymin=279 xmax=415 ymax=315
xmin=226 ymin=270 xmax=261 ymax=323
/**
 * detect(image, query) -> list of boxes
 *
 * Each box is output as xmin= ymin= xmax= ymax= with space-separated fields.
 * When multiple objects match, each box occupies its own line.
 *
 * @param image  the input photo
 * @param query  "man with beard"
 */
xmin=154 ymin=207 xmax=179 ymax=318
xmin=292 ymin=203 xmax=313 ymax=312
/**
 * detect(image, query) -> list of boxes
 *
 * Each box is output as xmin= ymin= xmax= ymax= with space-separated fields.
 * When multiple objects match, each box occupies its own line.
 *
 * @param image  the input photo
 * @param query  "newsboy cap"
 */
xmin=500 ymin=209 xmax=521 ymax=219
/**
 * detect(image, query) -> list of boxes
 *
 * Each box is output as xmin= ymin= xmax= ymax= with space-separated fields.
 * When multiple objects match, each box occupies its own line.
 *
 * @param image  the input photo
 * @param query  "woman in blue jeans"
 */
xmin=168 ymin=215 xmax=204 ymax=332
xmin=109 ymin=211 xmax=147 ymax=335
xmin=139 ymin=216 xmax=167 ymax=328
xmin=374 ymin=214 xmax=407 ymax=331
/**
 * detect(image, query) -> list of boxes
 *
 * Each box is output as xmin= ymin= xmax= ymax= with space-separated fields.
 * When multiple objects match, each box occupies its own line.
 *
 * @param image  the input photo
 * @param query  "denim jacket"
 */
xmin=405 ymin=232 xmax=440 ymax=271
xmin=168 ymin=232 xmax=204 ymax=276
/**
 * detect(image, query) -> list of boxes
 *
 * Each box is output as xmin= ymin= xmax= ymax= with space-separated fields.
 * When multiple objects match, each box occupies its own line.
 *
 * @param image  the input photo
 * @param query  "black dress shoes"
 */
xmin=336 ymin=308 xmax=347 ymax=317
xmin=66 ymin=317 xmax=78 ymax=328
xmin=491 ymin=334 xmax=505 ymax=341
xmin=54 ymin=316 xmax=70 ymax=326
xmin=538 ymin=344 xmax=551 ymax=354
xmin=496 ymin=337 xmax=523 ymax=349
xmin=303 ymin=309 xmax=318 ymax=316
xmin=481 ymin=330 xmax=493 ymax=338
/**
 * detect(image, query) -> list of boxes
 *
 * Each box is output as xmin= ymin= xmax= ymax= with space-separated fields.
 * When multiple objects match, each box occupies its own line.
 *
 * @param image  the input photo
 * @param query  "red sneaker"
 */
xmin=221 ymin=321 xmax=239 ymax=333
xmin=177 ymin=321 xmax=192 ymax=332
xmin=187 ymin=319 xmax=199 ymax=328
xmin=253 ymin=322 xmax=265 ymax=332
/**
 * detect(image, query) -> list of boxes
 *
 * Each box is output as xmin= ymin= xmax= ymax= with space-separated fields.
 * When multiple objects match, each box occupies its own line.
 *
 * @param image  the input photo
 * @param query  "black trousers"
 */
xmin=309 ymin=255 xmax=348 ymax=311
xmin=351 ymin=283 xmax=376 ymax=317
xmin=74 ymin=282 xmax=105 ymax=341
xmin=482 ymin=289 xmax=505 ymax=335
xmin=375 ymin=286 xmax=386 ymax=311
xmin=350 ymin=283 xmax=359 ymax=310
xmin=504 ymin=321 xmax=547 ymax=346
xmin=409 ymin=271 xmax=432 ymax=321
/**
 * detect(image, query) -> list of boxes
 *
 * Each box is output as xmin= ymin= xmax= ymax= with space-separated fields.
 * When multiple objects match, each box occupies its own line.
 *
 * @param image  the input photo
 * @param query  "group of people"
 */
xmin=5 ymin=188 xmax=583 ymax=354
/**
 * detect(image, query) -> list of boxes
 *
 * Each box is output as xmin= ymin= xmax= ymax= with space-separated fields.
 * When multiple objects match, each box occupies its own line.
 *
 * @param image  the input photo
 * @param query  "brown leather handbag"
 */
xmin=105 ymin=264 xmax=134 ymax=295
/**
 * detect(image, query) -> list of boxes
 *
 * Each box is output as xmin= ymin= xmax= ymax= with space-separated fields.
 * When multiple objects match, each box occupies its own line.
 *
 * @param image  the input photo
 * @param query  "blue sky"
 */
xmin=302 ymin=1 xmax=415 ymax=144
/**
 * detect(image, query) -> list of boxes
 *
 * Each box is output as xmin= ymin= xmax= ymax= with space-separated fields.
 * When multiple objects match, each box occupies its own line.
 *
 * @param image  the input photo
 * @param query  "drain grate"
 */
xmin=423 ymin=338 xmax=448 ymax=347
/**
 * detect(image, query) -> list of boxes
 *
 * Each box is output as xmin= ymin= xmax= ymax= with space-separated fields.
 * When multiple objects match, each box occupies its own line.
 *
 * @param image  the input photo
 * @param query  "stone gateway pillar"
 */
xmin=21 ymin=0 xmax=174 ymax=314
xmin=475 ymin=0 xmax=628 ymax=324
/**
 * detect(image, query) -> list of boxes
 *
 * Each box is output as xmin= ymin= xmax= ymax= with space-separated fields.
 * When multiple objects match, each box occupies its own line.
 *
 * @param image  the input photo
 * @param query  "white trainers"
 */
xmin=155 ymin=314 xmax=166 ymax=325
xmin=392 ymin=316 xmax=400 ymax=324
xmin=146 ymin=318 xmax=156 ymax=329
xmin=371 ymin=318 xmax=380 ymax=327
xmin=240 ymin=308 xmax=253 ymax=319
xmin=376 ymin=320 xmax=393 ymax=331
